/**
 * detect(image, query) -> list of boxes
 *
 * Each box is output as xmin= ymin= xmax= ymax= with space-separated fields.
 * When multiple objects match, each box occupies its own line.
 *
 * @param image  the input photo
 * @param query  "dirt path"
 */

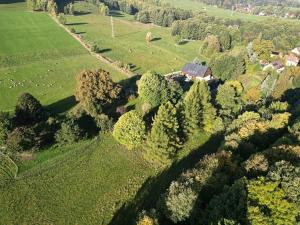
xmin=50 ymin=15 xmax=133 ymax=77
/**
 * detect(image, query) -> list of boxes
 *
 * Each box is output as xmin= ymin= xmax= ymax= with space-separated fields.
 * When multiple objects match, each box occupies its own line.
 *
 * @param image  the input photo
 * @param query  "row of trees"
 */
xmin=136 ymin=7 xmax=193 ymax=27
xmin=171 ymin=13 xmax=300 ymax=52
xmin=27 ymin=0 xmax=74 ymax=15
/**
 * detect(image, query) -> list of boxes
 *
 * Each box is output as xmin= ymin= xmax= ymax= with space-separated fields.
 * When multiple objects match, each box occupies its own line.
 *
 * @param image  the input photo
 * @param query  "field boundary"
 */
xmin=49 ymin=15 xmax=133 ymax=77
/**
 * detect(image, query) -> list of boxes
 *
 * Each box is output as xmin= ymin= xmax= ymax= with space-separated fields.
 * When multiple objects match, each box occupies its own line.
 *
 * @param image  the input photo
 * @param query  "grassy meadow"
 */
xmin=0 ymin=134 xmax=156 ymax=225
xmin=164 ymin=0 xmax=300 ymax=23
xmin=65 ymin=2 xmax=201 ymax=75
xmin=0 ymin=2 xmax=125 ymax=111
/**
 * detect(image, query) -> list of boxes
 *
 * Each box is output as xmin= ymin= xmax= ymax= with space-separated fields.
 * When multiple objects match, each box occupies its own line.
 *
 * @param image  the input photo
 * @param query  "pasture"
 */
xmin=164 ymin=0 xmax=300 ymax=23
xmin=0 ymin=134 xmax=156 ymax=225
xmin=65 ymin=2 xmax=201 ymax=75
xmin=0 ymin=2 xmax=125 ymax=111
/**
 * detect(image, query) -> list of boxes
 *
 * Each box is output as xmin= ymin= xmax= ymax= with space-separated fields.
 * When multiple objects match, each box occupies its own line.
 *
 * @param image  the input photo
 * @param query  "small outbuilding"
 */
xmin=286 ymin=54 xmax=299 ymax=67
xmin=181 ymin=62 xmax=213 ymax=81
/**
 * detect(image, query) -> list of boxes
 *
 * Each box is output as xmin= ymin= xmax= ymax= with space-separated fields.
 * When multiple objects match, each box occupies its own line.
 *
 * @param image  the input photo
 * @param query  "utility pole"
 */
xmin=111 ymin=16 xmax=115 ymax=38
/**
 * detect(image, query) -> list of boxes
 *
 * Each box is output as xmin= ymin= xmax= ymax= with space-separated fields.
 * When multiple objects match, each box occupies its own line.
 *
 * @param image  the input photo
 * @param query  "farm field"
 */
xmin=0 ymin=2 xmax=125 ymax=111
xmin=0 ymin=134 xmax=156 ymax=225
xmin=65 ymin=2 xmax=201 ymax=75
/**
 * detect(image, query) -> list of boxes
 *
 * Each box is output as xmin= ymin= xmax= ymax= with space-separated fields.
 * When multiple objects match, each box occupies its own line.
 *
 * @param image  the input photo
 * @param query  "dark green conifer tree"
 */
xmin=145 ymin=101 xmax=181 ymax=165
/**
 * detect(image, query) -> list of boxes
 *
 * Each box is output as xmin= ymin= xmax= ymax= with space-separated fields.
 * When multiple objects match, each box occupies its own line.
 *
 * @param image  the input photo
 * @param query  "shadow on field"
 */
xmin=67 ymin=22 xmax=88 ymax=26
xmin=75 ymin=31 xmax=86 ymax=35
xmin=108 ymin=134 xmax=223 ymax=225
xmin=0 ymin=0 xmax=24 ymax=3
xmin=99 ymin=48 xmax=112 ymax=53
xmin=151 ymin=37 xmax=162 ymax=42
xmin=75 ymin=11 xmax=91 ymax=16
xmin=109 ymin=11 xmax=124 ymax=17
xmin=46 ymin=95 xmax=77 ymax=114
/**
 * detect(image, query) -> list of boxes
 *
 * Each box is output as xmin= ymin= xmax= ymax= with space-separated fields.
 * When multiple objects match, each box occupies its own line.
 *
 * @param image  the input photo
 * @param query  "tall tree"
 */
xmin=183 ymin=81 xmax=217 ymax=136
xmin=216 ymin=81 xmax=245 ymax=121
xmin=138 ymin=71 xmax=168 ymax=108
xmin=15 ymin=93 xmax=44 ymax=125
xmin=145 ymin=102 xmax=181 ymax=165
xmin=75 ymin=69 xmax=122 ymax=117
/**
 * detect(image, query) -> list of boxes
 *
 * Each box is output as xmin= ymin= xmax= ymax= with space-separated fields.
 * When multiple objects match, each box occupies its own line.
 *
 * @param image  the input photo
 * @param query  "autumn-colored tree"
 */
xmin=201 ymin=35 xmax=221 ymax=56
xmin=145 ymin=102 xmax=181 ymax=165
xmin=245 ymin=86 xmax=262 ymax=105
xmin=146 ymin=32 xmax=152 ymax=44
xmin=113 ymin=111 xmax=146 ymax=149
xmin=252 ymin=38 xmax=273 ymax=61
xmin=75 ymin=69 xmax=122 ymax=117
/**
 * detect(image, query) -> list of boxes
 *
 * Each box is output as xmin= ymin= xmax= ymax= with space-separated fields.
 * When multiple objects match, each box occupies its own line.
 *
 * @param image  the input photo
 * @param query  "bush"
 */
xmin=15 ymin=93 xmax=44 ymax=125
xmin=91 ymin=44 xmax=101 ymax=53
xmin=136 ymin=209 xmax=159 ymax=225
xmin=58 ymin=13 xmax=67 ymax=25
xmin=70 ymin=27 xmax=76 ymax=33
xmin=94 ymin=114 xmax=114 ymax=132
xmin=113 ymin=111 xmax=146 ymax=149
xmin=6 ymin=127 xmax=36 ymax=153
xmin=55 ymin=118 xmax=84 ymax=145
xmin=0 ymin=112 xmax=11 ymax=147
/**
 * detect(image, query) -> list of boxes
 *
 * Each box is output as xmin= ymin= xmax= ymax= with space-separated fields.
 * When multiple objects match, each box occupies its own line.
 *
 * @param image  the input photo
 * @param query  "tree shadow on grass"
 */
xmin=108 ymin=134 xmax=223 ymax=225
xmin=67 ymin=22 xmax=88 ymax=26
xmin=99 ymin=48 xmax=112 ymax=53
xmin=109 ymin=11 xmax=125 ymax=17
xmin=151 ymin=37 xmax=162 ymax=42
xmin=74 ymin=11 xmax=91 ymax=16
xmin=45 ymin=96 xmax=77 ymax=115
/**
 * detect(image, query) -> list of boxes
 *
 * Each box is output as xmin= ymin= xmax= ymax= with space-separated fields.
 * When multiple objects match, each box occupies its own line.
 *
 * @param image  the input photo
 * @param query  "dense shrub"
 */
xmin=6 ymin=127 xmax=36 ymax=153
xmin=94 ymin=114 xmax=114 ymax=132
xmin=58 ymin=13 xmax=67 ymax=25
xmin=55 ymin=118 xmax=84 ymax=145
xmin=113 ymin=111 xmax=146 ymax=149
xmin=0 ymin=112 xmax=11 ymax=147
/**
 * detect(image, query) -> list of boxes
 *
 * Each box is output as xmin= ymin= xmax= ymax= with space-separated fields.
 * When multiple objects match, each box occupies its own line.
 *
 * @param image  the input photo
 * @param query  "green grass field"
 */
xmin=0 ymin=134 xmax=156 ymax=225
xmin=164 ymin=0 xmax=300 ymax=23
xmin=0 ymin=3 xmax=125 ymax=111
xmin=65 ymin=2 xmax=201 ymax=75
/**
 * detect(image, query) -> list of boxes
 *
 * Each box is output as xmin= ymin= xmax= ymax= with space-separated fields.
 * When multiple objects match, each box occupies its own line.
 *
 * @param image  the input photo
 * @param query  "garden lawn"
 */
xmin=0 ymin=2 xmax=125 ymax=111
xmin=65 ymin=2 xmax=201 ymax=75
xmin=0 ymin=134 xmax=155 ymax=225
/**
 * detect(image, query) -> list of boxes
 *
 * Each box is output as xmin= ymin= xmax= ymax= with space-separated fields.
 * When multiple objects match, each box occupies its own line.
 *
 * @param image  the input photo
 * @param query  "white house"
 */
xmin=286 ymin=55 xmax=299 ymax=67
xmin=292 ymin=47 xmax=300 ymax=56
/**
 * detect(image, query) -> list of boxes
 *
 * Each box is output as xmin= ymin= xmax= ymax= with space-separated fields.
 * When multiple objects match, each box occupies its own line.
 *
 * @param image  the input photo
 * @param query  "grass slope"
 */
xmin=65 ymin=2 xmax=201 ymax=75
xmin=0 ymin=134 xmax=155 ymax=225
xmin=0 ymin=3 xmax=125 ymax=111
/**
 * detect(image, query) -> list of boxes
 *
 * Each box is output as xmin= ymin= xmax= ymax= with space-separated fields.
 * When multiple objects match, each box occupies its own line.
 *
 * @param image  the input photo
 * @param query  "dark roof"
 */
xmin=182 ymin=63 xmax=209 ymax=77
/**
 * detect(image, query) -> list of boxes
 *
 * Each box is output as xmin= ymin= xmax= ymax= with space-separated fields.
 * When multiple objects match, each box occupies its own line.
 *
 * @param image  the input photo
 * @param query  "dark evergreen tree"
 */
xmin=145 ymin=101 xmax=181 ymax=165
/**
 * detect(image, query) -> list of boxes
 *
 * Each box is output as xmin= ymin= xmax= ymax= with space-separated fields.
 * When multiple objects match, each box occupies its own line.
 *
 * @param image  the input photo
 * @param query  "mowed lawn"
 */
xmin=0 ymin=134 xmax=155 ymax=225
xmin=66 ymin=2 xmax=201 ymax=75
xmin=0 ymin=2 xmax=125 ymax=111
